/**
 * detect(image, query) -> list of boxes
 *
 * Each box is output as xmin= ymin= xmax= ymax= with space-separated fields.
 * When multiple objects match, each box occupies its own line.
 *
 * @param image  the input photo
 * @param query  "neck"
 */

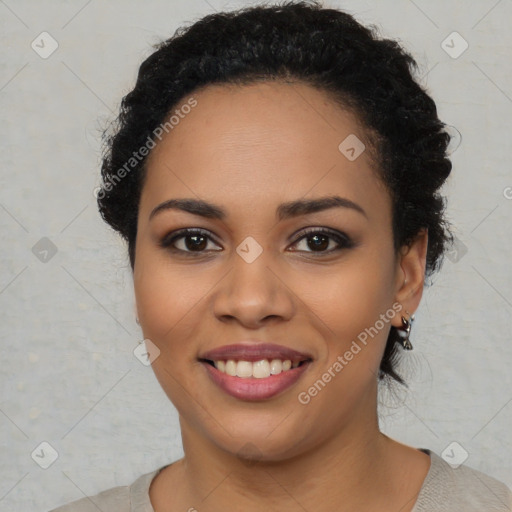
xmin=172 ymin=387 xmax=402 ymax=511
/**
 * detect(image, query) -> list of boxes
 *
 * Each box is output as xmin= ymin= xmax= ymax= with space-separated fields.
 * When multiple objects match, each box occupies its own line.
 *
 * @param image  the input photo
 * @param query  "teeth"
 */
xmin=253 ymin=359 xmax=270 ymax=379
xmin=236 ymin=360 xmax=253 ymax=378
xmin=225 ymin=360 xmax=237 ymax=376
xmin=213 ymin=358 xmax=301 ymax=378
xmin=270 ymin=359 xmax=282 ymax=375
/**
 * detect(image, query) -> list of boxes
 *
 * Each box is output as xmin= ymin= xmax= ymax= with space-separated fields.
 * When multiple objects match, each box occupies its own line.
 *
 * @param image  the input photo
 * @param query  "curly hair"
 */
xmin=97 ymin=0 xmax=453 ymax=385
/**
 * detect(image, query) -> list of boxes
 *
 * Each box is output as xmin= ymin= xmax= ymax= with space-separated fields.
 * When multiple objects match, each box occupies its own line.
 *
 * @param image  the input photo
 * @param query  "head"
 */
xmin=97 ymin=1 xmax=453 ymax=459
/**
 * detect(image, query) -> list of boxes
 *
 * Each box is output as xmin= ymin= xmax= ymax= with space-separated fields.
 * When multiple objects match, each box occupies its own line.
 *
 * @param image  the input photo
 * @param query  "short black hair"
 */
xmin=97 ymin=0 xmax=454 ymax=385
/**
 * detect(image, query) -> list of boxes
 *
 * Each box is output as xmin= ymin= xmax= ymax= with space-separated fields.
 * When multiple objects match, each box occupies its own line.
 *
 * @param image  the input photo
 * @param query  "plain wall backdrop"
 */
xmin=1 ymin=0 xmax=511 ymax=510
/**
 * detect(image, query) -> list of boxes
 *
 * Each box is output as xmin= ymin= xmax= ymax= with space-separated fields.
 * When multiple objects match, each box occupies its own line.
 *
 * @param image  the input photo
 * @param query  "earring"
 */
xmin=136 ymin=317 xmax=140 ymax=325
xmin=396 ymin=311 xmax=415 ymax=350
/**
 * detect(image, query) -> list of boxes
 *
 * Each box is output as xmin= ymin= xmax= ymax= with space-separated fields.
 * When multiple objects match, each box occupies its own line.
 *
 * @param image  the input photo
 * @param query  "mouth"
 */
xmin=198 ymin=342 xmax=313 ymax=401
xmin=199 ymin=358 xmax=310 ymax=378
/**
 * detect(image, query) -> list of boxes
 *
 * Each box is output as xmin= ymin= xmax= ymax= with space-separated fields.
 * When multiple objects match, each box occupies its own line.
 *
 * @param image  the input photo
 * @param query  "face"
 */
xmin=133 ymin=81 xmax=412 ymax=460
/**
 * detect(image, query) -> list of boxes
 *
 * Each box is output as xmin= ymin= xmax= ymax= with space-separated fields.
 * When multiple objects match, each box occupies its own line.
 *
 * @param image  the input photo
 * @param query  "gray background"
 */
xmin=1 ymin=0 xmax=511 ymax=510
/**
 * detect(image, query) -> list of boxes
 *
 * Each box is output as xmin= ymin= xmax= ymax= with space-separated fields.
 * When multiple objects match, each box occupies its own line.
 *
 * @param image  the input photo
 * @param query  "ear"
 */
xmin=391 ymin=228 xmax=428 ymax=328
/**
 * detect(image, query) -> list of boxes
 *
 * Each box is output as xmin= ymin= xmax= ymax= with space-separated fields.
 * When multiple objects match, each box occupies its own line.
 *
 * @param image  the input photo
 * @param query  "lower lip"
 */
xmin=202 ymin=362 xmax=311 ymax=401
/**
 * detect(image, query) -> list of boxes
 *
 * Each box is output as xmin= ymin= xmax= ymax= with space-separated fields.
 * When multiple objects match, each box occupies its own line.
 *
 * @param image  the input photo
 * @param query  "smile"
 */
xmin=199 ymin=342 xmax=313 ymax=400
xmin=209 ymin=358 xmax=304 ymax=378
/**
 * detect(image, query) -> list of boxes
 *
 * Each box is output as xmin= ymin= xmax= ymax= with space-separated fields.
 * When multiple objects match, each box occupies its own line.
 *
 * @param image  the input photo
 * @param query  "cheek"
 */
xmin=133 ymin=245 xmax=206 ymax=351
xmin=302 ymin=244 xmax=396 ymax=364
xmin=133 ymin=248 xmax=207 ymax=409
xmin=291 ymin=255 xmax=396 ymax=429
xmin=314 ymin=256 xmax=394 ymax=322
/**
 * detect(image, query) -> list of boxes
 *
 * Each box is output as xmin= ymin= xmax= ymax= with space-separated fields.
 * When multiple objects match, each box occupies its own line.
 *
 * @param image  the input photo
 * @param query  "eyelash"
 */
xmin=159 ymin=227 xmax=354 ymax=257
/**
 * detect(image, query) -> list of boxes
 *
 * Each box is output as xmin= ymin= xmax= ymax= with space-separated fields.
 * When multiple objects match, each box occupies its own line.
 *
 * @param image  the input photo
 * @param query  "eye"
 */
xmin=288 ymin=227 xmax=354 ymax=255
xmin=160 ymin=228 xmax=222 ymax=255
xmin=160 ymin=227 xmax=354 ymax=256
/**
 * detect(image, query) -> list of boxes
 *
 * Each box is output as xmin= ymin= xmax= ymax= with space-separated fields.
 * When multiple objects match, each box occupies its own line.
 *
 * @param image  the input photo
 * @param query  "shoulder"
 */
xmin=49 ymin=484 xmax=130 ymax=512
xmin=49 ymin=469 xmax=161 ymax=512
xmin=413 ymin=450 xmax=512 ymax=511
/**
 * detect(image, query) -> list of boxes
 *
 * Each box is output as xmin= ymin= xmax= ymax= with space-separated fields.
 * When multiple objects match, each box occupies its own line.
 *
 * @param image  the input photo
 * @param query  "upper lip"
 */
xmin=199 ymin=342 xmax=313 ymax=363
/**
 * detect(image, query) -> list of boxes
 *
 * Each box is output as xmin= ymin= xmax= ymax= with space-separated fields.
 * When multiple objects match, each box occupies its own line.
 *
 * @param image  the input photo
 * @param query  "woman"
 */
xmin=51 ymin=1 xmax=512 ymax=511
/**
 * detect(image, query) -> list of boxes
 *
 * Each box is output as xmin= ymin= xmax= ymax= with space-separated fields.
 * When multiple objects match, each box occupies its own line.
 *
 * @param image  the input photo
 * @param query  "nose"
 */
xmin=212 ymin=249 xmax=295 ymax=329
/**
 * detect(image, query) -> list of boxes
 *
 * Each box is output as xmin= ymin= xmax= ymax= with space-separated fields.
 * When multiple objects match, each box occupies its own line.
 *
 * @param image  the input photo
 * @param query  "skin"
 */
xmin=133 ymin=81 xmax=431 ymax=512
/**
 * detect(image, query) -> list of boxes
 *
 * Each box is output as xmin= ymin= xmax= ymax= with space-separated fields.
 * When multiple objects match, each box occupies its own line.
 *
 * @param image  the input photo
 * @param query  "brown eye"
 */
xmin=160 ymin=228 xmax=222 ymax=255
xmin=289 ymin=228 xmax=354 ymax=254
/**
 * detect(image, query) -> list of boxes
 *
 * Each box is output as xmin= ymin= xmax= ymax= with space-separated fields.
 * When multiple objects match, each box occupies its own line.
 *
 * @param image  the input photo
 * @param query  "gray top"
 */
xmin=50 ymin=449 xmax=512 ymax=511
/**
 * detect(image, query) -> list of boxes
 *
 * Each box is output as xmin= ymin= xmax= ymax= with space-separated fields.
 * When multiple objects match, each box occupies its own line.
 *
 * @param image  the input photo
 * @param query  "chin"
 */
xmin=196 ymin=411 xmax=316 ymax=463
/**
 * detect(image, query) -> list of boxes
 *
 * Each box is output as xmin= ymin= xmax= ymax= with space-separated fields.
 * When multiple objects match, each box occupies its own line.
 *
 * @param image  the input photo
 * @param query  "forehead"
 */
xmin=141 ymin=81 xmax=389 ymax=222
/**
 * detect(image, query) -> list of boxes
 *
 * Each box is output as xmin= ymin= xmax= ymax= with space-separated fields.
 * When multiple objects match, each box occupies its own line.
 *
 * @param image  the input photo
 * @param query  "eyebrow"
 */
xmin=149 ymin=195 xmax=367 ymax=221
